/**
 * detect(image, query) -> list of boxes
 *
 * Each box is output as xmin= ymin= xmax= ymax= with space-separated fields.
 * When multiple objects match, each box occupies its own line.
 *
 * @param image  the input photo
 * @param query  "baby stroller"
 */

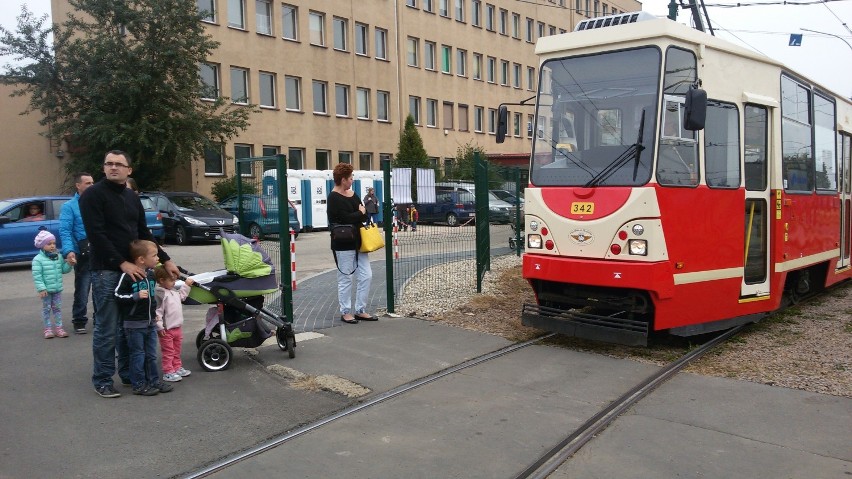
xmin=184 ymin=231 xmax=296 ymax=371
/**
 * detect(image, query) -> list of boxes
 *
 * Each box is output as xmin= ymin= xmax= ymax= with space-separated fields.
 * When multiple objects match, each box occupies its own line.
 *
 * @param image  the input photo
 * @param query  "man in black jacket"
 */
xmin=80 ymin=150 xmax=180 ymax=399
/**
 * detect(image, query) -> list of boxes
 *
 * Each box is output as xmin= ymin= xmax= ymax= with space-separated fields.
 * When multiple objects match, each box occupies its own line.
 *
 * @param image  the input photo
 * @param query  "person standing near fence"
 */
xmin=327 ymin=163 xmax=378 ymax=324
xmin=363 ymin=187 xmax=379 ymax=224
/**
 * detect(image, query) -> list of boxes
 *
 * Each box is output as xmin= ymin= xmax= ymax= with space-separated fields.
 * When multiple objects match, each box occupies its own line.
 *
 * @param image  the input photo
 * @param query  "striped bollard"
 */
xmin=392 ymin=223 xmax=399 ymax=260
xmin=289 ymin=228 xmax=297 ymax=290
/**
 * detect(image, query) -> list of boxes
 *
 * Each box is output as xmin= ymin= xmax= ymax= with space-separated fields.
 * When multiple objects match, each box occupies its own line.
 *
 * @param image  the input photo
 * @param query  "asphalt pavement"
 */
xmin=0 ymin=240 xmax=849 ymax=478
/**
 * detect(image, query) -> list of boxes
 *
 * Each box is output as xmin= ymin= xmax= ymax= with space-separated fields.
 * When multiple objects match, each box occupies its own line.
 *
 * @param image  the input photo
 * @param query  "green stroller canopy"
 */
xmin=220 ymin=231 xmax=275 ymax=278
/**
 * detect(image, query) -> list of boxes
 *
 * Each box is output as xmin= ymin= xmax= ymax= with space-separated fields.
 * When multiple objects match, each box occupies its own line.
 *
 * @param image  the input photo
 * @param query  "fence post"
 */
xmin=474 ymin=152 xmax=490 ymax=293
xmin=277 ymin=154 xmax=294 ymax=323
xmin=235 ymin=160 xmax=245 ymax=237
xmin=382 ymin=158 xmax=395 ymax=313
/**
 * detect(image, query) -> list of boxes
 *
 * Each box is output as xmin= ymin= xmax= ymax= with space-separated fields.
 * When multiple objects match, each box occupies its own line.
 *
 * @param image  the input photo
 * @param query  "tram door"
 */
xmin=839 ymin=133 xmax=851 ymax=271
xmin=741 ymin=104 xmax=771 ymax=297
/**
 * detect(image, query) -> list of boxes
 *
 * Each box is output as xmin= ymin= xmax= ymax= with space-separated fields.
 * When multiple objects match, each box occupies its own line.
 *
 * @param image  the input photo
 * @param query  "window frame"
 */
xmin=258 ymin=71 xmax=276 ymax=108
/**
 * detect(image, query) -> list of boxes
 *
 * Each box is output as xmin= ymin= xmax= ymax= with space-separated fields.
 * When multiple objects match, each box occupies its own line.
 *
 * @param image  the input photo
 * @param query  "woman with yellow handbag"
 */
xmin=327 ymin=163 xmax=378 ymax=324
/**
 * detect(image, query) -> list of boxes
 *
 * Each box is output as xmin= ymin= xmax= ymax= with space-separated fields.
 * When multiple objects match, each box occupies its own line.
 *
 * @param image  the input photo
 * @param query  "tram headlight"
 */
xmin=631 ymin=224 xmax=644 ymax=236
xmin=529 ymin=220 xmax=539 ymax=232
xmin=528 ymin=234 xmax=543 ymax=249
xmin=628 ymin=239 xmax=647 ymax=256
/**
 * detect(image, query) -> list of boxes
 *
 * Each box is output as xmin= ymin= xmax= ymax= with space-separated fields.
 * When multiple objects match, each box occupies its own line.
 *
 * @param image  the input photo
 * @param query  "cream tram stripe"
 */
xmin=673 ymin=267 xmax=743 ymax=285
xmin=774 ymin=250 xmax=839 ymax=273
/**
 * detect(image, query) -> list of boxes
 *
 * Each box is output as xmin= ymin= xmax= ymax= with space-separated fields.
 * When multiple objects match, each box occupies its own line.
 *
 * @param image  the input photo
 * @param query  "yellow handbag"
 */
xmin=359 ymin=222 xmax=385 ymax=253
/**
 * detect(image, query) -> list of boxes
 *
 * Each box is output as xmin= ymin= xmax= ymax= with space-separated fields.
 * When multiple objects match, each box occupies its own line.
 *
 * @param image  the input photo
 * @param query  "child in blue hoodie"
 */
xmin=32 ymin=230 xmax=72 ymax=338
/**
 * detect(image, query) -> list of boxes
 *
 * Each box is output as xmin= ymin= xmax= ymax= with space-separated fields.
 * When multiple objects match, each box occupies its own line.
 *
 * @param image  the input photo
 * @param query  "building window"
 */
xmin=199 ymin=63 xmax=219 ymax=99
xmin=455 ymin=0 xmax=465 ymax=21
xmin=474 ymin=106 xmax=484 ymax=132
xmin=375 ymin=28 xmax=388 ymax=60
xmin=359 ymin=152 xmax=373 ymax=170
xmin=262 ymin=146 xmax=278 ymax=158
xmin=333 ymin=17 xmax=348 ymax=51
xmin=513 ymin=112 xmax=522 ymax=136
xmin=407 ymin=37 xmax=419 ymax=67
xmin=549 ymin=25 xmax=556 ymax=36
xmin=424 ymin=41 xmax=436 ymax=70
xmin=406 ymin=0 xmax=416 ymax=7
xmin=441 ymin=45 xmax=451 ymax=73
xmin=377 ymin=90 xmax=390 ymax=121
xmin=409 ymin=96 xmax=421 ymax=124
xmin=458 ymin=104 xmax=469 ymax=131
xmin=538 ymin=21 xmax=545 ymax=38
xmin=355 ymin=23 xmax=368 ymax=55
xmin=309 ymin=12 xmax=325 ymax=46
xmin=472 ymin=0 xmax=481 ymax=26
xmin=339 ymin=151 xmax=352 ymax=164
xmin=527 ymin=66 xmax=535 ymax=91
xmin=256 ymin=0 xmax=272 ymax=35
xmin=488 ymin=108 xmax=496 ymax=133
xmin=527 ymin=114 xmax=534 ymax=138
xmin=498 ymin=9 xmax=508 ymax=35
xmin=282 ymin=4 xmax=297 ymax=40
xmin=512 ymin=13 xmax=520 ymax=38
xmin=594 ymin=0 xmax=600 ymax=16
xmin=487 ymin=56 xmax=496 ymax=83
xmin=380 ymin=153 xmax=393 ymax=166
xmin=288 ymin=147 xmax=304 ymax=169
xmin=335 ymin=84 xmax=349 ymax=117
xmin=259 ymin=71 xmax=276 ymax=108
xmin=526 ymin=17 xmax=534 ymax=42
xmin=439 ymin=0 xmax=449 ymax=16
xmin=485 ymin=4 xmax=494 ymax=31
xmin=228 ymin=0 xmax=245 ymax=29
xmin=426 ymin=98 xmax=438 ymax=127
xmin=457 ymin=49 xmax=467 ymax=77
xmin=472 ymin=53 xmax=482 ymax=80
xmin=312 ymin=80 xmax=327 ymax=114
xmin=576 ymin=0 xmax=583 ymax=16
xmin=424 ymin=0 xmax=434 ymax=12
xmin=500 ymin=60 xmax=509 ymax=86
xmin=285 ymin=76 xmax=301 ymax=111
xmin=204 ymin=145 xmax=224 ymax=175
xmin=513 ymin=63 xmax=521 ymax=88
xmin=230 ymin=67 xmax=248 ymax=104
xmin=197 ymin=0 xmax=216 ymax=23
xmin=235 ymin=144 xmax=253 ymax=176
xmin=316 ymin=150 xmax=330 ymax=170
xmin=443 ymin=102 xmax=454 ymax=129
xmin=356 ymin=88 xmax=370 ymax=119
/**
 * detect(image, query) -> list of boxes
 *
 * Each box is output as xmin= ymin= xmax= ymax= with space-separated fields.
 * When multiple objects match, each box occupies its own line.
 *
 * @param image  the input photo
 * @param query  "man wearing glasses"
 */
xmin=80 ymin=150 xmax=180 ymax=398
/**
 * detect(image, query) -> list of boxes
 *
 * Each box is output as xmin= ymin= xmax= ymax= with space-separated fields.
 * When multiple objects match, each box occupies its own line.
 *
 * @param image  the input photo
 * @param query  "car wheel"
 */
xmin=176 ymin=225 xmax=189 ymax=245
xmin=446 ymin=213 xmax=459 ymax=227
xmin=249 ymin=223 xmax=263 ymax=240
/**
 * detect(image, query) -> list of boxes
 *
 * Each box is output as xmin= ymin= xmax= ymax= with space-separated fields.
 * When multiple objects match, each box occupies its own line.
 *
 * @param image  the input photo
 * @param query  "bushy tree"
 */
xmin=394 ymin=114 xmax=434 ymax=202
xmin=446 ymin=141 xmax=485 ymax=181
xmin=209 ymin=175 xmax=258 ymax=202
xmin=0 ymin=1 xmax=255 ymax=189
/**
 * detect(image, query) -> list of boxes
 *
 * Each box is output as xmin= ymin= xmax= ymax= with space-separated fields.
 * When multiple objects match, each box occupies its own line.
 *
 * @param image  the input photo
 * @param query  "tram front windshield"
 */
xmin=531 ymin=47 xmax=660 ymax=187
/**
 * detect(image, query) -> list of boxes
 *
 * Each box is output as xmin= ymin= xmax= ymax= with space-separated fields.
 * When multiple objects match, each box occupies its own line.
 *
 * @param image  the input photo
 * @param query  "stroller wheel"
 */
xmin=197 ymin=339 xmax=232 ymax=371
xmin=276 ymin=326 xmax=297 ymax=359
xmin=195 ymin=329 xmax=221 ymax=349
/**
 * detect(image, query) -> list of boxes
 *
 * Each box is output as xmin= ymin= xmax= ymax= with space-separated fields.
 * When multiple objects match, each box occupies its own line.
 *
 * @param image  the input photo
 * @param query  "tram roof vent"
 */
xmin=574 ymin=11 xmax=656 ymax=32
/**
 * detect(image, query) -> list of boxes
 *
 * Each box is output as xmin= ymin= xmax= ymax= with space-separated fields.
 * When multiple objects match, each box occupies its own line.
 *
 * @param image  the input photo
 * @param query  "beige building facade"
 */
xmin=8 ymin=0 xmax=638 ymax=197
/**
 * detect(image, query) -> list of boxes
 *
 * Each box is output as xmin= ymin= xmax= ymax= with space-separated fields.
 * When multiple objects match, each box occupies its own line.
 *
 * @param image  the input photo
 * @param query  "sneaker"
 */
xmin=43 ymin=328 xmax=54 ymax=339
xmin=95 ymin=385 xmax=121 ymax=398
xmin=54 ymin=327 xmax=69 ymax=338
xmin=176 ymin=367 xmax=191 ymax=377
xmin=152 ymin=382 xmax=174 ymax=393
xmin=162 ymin=372 xmax=182 ymax=382
xmin=73 ymin=325 xmax=87 ymax=334
xmin=120 ymin=379 xmax=132 ymax=387
xmin=132 ymin=385 xmax=159 ymax=396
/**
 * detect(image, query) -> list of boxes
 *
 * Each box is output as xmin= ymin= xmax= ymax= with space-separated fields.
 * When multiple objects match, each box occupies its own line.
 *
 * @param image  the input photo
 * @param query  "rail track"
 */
xmin=184 ymin=326 xmax=742 ymax=479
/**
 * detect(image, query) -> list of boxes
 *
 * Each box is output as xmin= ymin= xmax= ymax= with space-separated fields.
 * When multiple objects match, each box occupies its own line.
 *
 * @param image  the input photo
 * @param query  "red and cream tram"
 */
xmin=506 ymin=13 xmax=852 ymax=345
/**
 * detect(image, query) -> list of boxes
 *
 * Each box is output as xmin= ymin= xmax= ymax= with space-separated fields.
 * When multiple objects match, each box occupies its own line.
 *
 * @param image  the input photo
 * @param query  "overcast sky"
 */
xmin=1 ymin=0 xmax=850 ymax=96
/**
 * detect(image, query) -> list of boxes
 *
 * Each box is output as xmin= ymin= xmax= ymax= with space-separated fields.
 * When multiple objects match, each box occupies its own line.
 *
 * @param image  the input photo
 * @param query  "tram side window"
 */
xmin=704 ymin=101 xmax=740 ymax=189
xmin=813 ymin=92 xmax=837 ymax=191
xmin=657 ymin=47 xmax=698 ymax=187
xmin=744 ymin=105 xmax=768 ymax=191
xmin=780 ymin=76 xmax=813 ymax=192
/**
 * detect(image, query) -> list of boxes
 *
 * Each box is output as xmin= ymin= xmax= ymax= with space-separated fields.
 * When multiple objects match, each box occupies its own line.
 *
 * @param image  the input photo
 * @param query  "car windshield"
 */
xmin=169 ymin=194 xmax=219 ymax=211
xmin=139 ymin=197 xmax=156 ymax=211
xmin=531 ymin=47 xmax=660 ymax=187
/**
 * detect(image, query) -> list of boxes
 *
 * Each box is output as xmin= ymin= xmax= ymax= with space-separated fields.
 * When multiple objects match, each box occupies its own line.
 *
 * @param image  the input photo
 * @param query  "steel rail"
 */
xmin=183 ymin=332 xmax=555 ymax=479
xmin=513 ymin=325 xmax=743 ymax=479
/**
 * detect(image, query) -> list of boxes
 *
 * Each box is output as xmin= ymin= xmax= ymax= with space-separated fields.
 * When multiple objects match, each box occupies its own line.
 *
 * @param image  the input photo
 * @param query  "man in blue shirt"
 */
xmin=60 ymin=172 xmax=95 ymax=334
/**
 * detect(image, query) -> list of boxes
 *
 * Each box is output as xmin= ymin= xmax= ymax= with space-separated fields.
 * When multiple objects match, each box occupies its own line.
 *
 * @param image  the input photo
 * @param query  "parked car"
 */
xmin=436 ymin=182 xmax=516 ymax=224
xmin=401 ymin=191 xmax=476 ymax=227
xmin=217 ymin=194 xmax=301 ymax=240
xmin=490 ymin=189 xmax=524 ymax=205
xmin=139 ymin=195 xmax=165 ymax=243
xmin=141 ymin=191 xmax=238 ymax=245
xmin=0 ymin=196 xmax=71 ymax=264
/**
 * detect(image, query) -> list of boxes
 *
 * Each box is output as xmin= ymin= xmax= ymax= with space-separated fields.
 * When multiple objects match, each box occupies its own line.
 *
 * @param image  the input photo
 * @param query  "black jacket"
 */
xmin=79 ymin=178 xmax=170 ymax=271
xmin=114 ymin=269 xmax=157 ymax=329
xmin=327 ymin=191 xmax=366 ymax=251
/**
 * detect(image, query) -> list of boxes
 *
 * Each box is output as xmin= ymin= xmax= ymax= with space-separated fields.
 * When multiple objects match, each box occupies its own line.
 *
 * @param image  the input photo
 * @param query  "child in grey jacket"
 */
xmin=32 ymin=230 xmax=72 ymax=338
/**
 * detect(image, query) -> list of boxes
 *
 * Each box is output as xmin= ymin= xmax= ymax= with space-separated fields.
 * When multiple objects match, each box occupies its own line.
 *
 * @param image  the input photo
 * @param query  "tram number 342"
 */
xmin=571 ymin=202 xmax=595 ymax=214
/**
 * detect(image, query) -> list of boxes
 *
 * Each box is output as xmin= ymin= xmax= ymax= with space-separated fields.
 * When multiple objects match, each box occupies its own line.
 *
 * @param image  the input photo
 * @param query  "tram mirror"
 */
xmin=684 ymin=86 xmax=707 ymax=131
xmin=496 ymin=105 xmax=508 ymax=143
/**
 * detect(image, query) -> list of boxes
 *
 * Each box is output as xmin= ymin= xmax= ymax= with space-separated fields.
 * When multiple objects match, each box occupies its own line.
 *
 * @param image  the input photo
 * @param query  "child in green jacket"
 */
xmin=32 ymin=230 xmax=72 ymax=338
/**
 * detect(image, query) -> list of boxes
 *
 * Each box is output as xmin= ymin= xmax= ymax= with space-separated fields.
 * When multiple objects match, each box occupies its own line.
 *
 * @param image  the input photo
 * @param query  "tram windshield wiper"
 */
xmin=584 ymin=109 xmax=646 ymax=187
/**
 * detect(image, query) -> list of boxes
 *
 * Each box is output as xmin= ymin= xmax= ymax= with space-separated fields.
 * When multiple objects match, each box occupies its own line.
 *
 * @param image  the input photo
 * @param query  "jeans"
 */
xmin=160 ymin=327 xmax=184 ymax=374
xmin=72 ymin=257 xmax=93 ymax=327
xmin=91 ymin=270 xmax=130 ymax=388
xmin=335 ymin=250 xmax=372 ymax=315
xmin=40 ymin=292 xmax=62 ymax=329
xmin=125 ymin=326 xmax=160 ymax=389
